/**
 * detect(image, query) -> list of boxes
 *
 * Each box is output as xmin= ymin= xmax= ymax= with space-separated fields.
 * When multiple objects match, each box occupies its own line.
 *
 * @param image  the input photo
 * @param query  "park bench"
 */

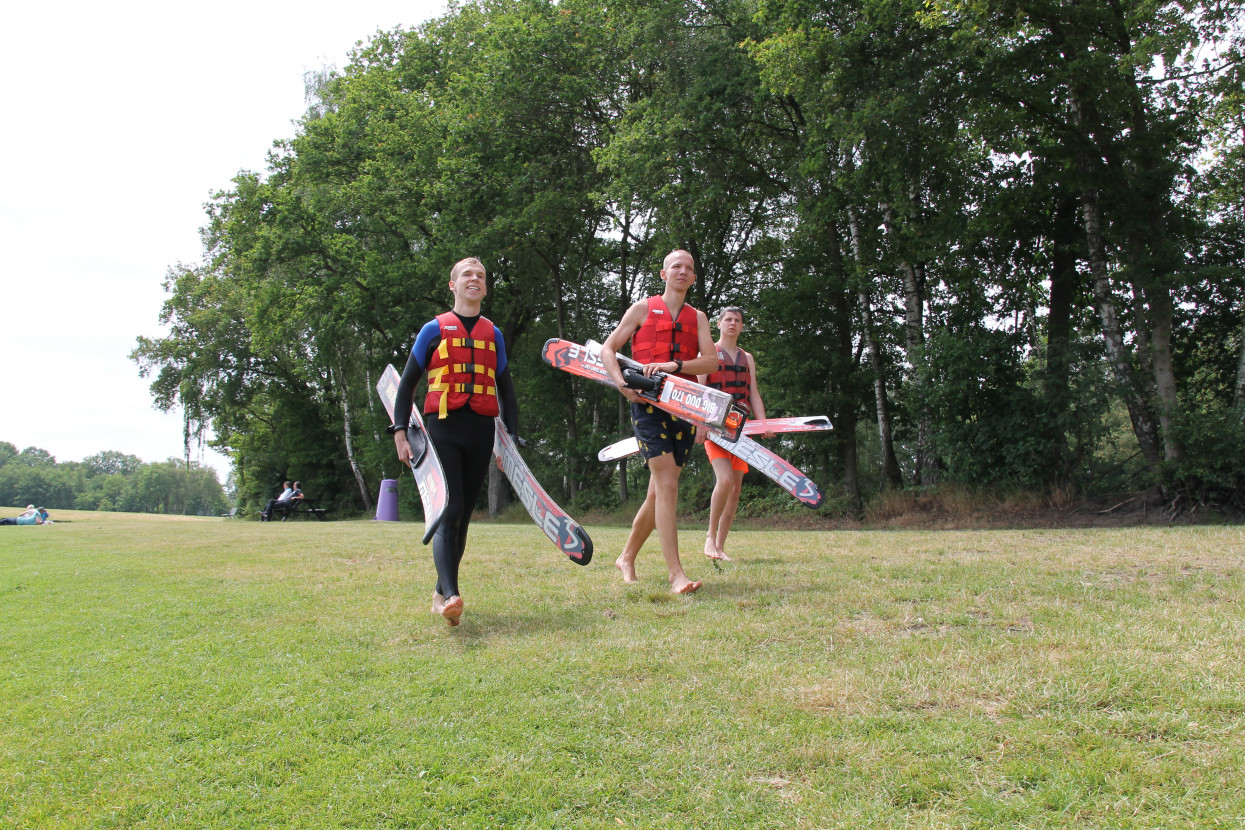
xmin=270 ymin=499 xmax=331 ymax=521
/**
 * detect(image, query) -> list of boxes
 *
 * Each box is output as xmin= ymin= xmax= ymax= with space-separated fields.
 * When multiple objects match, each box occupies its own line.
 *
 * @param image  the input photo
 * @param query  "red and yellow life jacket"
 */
xmin=706 ymin=345 xmax=752 ymax=415
xmin=424 ymin=311 xmax=500 ymax=419
xmin=631 ymin=297 xmax=699 ymax=380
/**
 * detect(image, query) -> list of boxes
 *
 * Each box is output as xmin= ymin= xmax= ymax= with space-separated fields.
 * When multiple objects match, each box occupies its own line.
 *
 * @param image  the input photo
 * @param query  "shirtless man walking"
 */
xmin=599 ymin=250 xmax=719 ymax=594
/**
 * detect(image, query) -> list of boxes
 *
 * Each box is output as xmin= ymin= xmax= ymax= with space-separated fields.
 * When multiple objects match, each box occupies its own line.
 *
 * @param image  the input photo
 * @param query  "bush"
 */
xmin=916 ymin=326 xmax=1066 ymax=489
xmin=1160 ymin=402 xmax=1245 ymax=512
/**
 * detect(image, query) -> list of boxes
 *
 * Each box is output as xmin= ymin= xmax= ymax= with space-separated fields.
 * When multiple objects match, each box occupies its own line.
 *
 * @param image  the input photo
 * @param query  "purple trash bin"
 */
xmin=374 ymin=479 xmax=399 ymax=521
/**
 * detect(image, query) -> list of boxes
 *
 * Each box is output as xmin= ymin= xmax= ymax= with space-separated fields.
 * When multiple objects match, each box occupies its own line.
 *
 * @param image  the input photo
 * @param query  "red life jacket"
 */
xmin=706 ymin=345 xmax=753 ymax=415
xmin=424 ymin=311 xmax=500 ymax=419
xmin=631 ymin=297 xmax=699 ymax=380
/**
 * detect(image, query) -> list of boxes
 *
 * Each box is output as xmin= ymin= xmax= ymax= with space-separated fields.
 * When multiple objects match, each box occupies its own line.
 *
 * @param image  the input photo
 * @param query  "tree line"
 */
xmin=0 ymin=443 xmax=227 ymax=517
xmin=133 ymin=0 xmax=1245 ymax=518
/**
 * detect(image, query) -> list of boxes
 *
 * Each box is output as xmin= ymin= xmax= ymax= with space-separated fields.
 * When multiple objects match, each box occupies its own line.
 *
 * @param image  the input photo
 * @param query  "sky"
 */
xmin=0 ymin=0 xmax=447 ymax=483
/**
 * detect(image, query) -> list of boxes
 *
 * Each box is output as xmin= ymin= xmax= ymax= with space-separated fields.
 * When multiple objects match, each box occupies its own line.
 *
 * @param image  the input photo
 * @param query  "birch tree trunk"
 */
xmin=1143 ymin=284 xmax=1184 ymax=462
xmin=1079 ymin=185 xmax=1163 ymax=470
xmin=335 ymin=365 xmax=373 ymax=510
xmin=1065 ymin=79 xmax=1164 ymax=472
xmin=848 ymin=206 xmax=902 ymax=488
xmin=1115 ymin=10 xmax=1185 ymax=465
xmin=1130 ymin=284 xmax=1154 ymax=387
xmin=883 ymin=205 xmax=936 ymax=484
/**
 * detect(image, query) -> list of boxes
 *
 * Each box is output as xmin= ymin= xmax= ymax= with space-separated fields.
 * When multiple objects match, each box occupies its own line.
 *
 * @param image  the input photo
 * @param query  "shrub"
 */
xmin=1160 ymin=401 xmax=1245 ymax=513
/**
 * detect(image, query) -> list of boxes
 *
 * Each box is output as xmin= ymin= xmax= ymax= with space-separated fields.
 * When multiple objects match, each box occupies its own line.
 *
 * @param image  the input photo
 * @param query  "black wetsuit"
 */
xmin=392 ymin=311 xmax=518 ymax=600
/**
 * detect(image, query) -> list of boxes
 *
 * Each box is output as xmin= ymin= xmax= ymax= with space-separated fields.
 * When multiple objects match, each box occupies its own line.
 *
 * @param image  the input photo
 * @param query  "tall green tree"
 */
xmin=132 ymin=0 xmax=1245 ymax=512
xmin=924 ymin=0 xmax=1245 ymax=478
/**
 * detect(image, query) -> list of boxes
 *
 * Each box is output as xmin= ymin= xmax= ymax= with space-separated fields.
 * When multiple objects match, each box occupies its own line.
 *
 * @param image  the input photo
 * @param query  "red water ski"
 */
xmin=542 ymin=338 xmax=747 ymax=441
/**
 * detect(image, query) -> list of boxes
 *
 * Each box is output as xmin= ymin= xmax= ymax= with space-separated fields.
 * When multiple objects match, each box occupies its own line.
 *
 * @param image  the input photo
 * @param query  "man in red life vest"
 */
xmin=599 ymin=249 xmax=719 ymax=594
xmin=699 ymin=306 xmax=774 ymax=561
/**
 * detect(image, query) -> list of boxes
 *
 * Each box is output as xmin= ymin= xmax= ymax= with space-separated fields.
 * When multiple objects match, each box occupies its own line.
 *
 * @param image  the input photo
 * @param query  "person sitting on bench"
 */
xmin=261 ymin=481 xmax=303 ymax=521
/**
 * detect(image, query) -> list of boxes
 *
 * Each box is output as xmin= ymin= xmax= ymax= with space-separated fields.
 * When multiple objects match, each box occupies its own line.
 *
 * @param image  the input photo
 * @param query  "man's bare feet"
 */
xmin=440 ymin=594 xmax=464 ymax=625
xmin=615 ymin=553 xmax=638 ymax=583
xmin=703 ymin=537 xmax=731 ymax=561
xmin=433 ymin=594 xmax=463 ymax=627
xmin=672 ymin=578 xmax=702 ymax=595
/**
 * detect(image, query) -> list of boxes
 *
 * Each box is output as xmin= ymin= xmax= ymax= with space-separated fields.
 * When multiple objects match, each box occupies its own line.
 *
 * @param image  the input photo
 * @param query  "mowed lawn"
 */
xmin=1 ymin=509 xmax=1242 ymax=829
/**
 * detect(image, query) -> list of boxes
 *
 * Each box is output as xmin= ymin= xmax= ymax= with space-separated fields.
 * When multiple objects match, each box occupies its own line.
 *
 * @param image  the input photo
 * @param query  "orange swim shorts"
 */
xmin=704 ymin=439 xmax=749 ymax=472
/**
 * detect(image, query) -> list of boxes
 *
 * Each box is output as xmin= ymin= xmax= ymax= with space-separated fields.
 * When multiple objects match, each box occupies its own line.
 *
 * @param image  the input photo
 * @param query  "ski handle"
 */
xmin=404 ymin=423 xmax=429 ymax=469
xmin=622 ymin=368 xmax=659 ymax=393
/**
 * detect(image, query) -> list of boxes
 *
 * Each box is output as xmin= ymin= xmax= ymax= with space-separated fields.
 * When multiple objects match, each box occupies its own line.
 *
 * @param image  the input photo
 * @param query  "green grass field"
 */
xmin=2 ymin=510 xmax=1242 ymax=829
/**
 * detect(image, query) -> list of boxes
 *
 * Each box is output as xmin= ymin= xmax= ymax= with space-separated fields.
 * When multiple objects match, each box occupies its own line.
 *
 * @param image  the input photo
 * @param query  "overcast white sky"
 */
xmin=0 ymin=0 xmax=446 ymax=483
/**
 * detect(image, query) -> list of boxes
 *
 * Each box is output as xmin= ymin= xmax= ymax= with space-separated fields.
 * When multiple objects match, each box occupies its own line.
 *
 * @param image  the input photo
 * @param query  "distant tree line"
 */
xmin=0 ymin=442 xmax=227 ymax=517
xmin=133 ymin=0 xmax=1245 ymax=518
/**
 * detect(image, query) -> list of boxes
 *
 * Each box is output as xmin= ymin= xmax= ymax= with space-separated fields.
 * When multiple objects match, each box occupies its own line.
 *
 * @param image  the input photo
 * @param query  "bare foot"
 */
xmin=615 ymin=553 xmax=638 ymax=584
xmin=672 ymin=578 xmax=702 ymax=595
xmin=703 ymin=538 xmax=730 ymax=561
xmin=441 ymin=594 xmax=464 ymax=626
xmin=431 ymin=592 xmax=460 ymax=626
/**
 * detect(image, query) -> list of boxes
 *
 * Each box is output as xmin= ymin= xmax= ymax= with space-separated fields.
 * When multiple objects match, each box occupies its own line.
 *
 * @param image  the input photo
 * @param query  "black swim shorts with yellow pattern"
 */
xmin=630 ymin=402 xmax=697 ymax=467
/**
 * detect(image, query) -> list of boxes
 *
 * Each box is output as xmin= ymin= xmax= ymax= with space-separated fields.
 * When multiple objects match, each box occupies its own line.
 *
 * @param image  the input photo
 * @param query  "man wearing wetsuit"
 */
xmin=599 ymin=249 xmax=719 ymax=595
xmin=389 ymin=257 xmax=519 ymax=626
